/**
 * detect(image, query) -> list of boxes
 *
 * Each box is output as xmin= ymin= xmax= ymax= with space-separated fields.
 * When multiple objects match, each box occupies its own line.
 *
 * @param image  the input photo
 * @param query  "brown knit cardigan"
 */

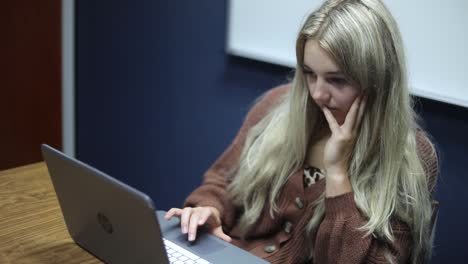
xmin=184 ymin=84 xmax=438 ymax=264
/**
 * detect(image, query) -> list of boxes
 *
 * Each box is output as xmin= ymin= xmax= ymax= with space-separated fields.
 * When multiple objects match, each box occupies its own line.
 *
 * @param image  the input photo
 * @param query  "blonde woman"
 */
xmin=165 ymin=0 xmax=438 ymax=263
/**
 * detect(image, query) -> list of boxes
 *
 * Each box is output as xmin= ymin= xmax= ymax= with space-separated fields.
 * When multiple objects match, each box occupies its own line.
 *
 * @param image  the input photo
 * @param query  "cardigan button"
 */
xmin=295 ymin=197 xmax=304 ymax=209
xmin=283 ymin=221 xmax=293 ymax=234
xmin=264 ymin=243 xmax=276 ymax=253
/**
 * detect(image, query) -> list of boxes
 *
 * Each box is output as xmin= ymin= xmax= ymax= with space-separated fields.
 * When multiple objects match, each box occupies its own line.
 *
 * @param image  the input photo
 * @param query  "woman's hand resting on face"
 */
xmin=164 ymin=206 xmax=232 ymax=242
xmin=322 ymin=94 xmax=367 ymax=197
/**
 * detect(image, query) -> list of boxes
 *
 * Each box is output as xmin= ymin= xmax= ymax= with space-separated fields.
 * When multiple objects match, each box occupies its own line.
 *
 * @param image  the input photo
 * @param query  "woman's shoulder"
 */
xmin=266 ymin=82 xmax=292 ymax=98
xmin=415 ymin=130 xmax=437 ymax=166
xmin=415 ymin=129 xmax=439 ymax=193
xmin=243 ymin=83 xmax=292 ymax=125
xmin=256 ymin=83 xmax=291 ymax=107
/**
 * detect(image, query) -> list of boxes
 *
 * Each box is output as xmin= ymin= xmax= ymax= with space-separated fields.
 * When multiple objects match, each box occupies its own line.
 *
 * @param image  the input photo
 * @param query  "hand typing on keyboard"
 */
xmin=164 ymin=206 xmax=232 ymax=243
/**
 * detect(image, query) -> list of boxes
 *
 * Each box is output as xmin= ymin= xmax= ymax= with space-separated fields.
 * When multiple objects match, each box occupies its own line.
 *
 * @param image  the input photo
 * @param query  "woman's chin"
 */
xmin=335 ymin=116 xmax=345 ymax=125
xmin=331 ymin=112 xmax=345 ymax=125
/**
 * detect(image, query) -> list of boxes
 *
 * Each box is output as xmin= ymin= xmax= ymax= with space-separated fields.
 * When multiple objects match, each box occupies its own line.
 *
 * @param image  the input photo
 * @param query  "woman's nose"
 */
xmin=312 ymin=79 xmax=330 ymax=103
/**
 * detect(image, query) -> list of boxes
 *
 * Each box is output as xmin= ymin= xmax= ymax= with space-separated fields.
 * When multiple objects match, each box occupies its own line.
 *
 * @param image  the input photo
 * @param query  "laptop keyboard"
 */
xmin=163 ymin=238 xmax=211 ymax=264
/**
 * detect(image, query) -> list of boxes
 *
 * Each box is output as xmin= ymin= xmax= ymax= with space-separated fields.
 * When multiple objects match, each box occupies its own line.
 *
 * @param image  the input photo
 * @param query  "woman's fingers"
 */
xmin=187 ymin=207 xmax=220 ymax=241
xmin=166 ymin=207 xmax=223 ymax=242
xmin=164 ymin=208 xmax=182 ymax=220
xmin=197 ymin=208 xmax=213 ymax=226
xmin=165 ymin=208 xmax=193 ymax=233
xmin=323 ymin=107 xmax=340 ymax=133
xmin=188 ymin=212 xmax=200 ymax=241
xmin=343 ymin=95 xmax=361 ymax=132
xmin=212 ymin=226 xmax=232 ymax=242
xmin=181 ymin=207 xmax=193 ymax=234
xmin=354 ymin=94 xmax=367 ymax=131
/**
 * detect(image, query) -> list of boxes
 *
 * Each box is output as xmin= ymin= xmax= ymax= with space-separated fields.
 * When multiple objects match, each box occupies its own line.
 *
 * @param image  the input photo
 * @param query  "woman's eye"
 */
xmin=303 ymin=70 xmax=315 ymax=78
xmin=328 ymin=77 xmax=347 ymax=86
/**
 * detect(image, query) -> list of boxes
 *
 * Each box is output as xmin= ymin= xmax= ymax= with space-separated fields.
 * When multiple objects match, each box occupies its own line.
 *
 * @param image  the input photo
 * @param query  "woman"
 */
xmin=166 ymin=0 xmax=438 ymax=263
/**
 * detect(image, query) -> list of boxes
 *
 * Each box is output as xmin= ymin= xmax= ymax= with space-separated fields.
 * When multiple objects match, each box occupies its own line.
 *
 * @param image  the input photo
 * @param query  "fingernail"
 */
xmin=189 ymin=234 xmax=194 ymax=241
xmin=182 ymin=226 xmax=187 ymax=233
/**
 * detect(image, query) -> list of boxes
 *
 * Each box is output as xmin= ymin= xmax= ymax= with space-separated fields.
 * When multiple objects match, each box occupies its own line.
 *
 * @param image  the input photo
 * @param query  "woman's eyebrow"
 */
xmin=303 ymin=64 xmax=343 ymax=75
xmin=326 ymin=71 xmax=344 ymax=76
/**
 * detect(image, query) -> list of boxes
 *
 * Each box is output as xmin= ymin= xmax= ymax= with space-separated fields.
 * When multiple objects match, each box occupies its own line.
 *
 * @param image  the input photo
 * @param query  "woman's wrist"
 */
xmin=325 ymin=166 xmax=348 ymax=178
xmin=325 ymin=170 xmax=352 ymax=197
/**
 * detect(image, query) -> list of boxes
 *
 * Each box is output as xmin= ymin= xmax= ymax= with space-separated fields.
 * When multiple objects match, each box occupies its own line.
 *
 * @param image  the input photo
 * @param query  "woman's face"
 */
xmin=303 ymin=40 xmax=361 ymax=125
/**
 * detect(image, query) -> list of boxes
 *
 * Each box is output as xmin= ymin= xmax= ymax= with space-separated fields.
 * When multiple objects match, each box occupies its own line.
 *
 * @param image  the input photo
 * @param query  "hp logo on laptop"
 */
xmin=97 ymin=212 xmax=114 ymax=234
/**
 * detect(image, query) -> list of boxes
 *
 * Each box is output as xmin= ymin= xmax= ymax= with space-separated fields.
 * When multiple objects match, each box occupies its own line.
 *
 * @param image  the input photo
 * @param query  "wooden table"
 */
xmin=0 ymin=162 xmax=101 ymax=264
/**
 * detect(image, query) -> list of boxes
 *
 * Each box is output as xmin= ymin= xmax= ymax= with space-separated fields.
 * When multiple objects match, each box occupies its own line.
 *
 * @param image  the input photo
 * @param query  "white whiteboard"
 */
xmin=227 ymin=0 xmax=468 ymax=108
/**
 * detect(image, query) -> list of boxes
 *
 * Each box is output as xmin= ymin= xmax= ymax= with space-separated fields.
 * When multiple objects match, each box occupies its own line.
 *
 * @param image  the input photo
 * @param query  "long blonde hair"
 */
xmin=228 ymin=0 xmax=433 ymax=263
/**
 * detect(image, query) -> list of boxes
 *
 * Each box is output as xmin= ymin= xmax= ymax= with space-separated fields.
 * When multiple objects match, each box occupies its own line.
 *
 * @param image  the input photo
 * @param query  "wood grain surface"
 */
xmin=0 ymin=162 xmax=101 ymax=263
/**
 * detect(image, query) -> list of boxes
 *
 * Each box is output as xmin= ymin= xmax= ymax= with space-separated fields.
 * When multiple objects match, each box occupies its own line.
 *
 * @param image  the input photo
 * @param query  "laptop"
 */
xmin=41 ymin=144 xmax=268 ymax=264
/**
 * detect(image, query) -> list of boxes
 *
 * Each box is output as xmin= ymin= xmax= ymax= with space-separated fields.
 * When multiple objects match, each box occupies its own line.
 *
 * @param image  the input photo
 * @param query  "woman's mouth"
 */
xmin=325 ymin=106 xmax=338 ymax=111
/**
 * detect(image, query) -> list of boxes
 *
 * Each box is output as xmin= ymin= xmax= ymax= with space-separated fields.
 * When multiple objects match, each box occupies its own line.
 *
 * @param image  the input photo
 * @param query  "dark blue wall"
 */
xmin=76 ymin=1 xmax=468 ymax=262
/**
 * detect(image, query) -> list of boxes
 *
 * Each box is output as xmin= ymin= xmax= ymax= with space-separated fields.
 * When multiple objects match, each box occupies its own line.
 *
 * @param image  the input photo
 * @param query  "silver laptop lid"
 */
xmin=41 ymin=144 xmax=169 ymax=264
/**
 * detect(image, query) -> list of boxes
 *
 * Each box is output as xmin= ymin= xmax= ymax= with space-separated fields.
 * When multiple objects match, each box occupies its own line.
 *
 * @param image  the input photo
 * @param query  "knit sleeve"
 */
xmin=183 ymin=84 xmax=290 ymax=228
xmin=314 ymin=192 xmax=412 ymax=263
